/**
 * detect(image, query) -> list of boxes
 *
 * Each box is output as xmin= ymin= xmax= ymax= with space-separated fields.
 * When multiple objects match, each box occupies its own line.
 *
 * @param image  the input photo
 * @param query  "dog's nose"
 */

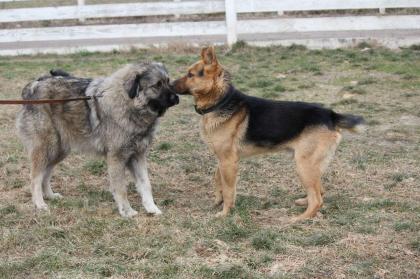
xmin=171 ymin=94 xmax=179 ymax=105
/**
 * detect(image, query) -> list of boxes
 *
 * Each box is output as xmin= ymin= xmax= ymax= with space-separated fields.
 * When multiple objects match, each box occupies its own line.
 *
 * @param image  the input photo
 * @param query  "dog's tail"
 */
xmin=50 ymin=69 xmax=71 ymax=77
xmin=333 ymin=112 xmax=366 ymax=133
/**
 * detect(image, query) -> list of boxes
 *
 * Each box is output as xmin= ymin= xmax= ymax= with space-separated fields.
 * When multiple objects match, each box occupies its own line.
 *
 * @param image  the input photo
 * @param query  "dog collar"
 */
xmin=194 ymin=85 xmax=235 ymax=115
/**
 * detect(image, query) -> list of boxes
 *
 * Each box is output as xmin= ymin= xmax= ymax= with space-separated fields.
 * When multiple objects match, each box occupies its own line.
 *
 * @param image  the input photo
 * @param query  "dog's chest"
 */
xmin=123 ymin=122 xmax=157 ymax=150
xmin=200 ymin=113 xmax=247 ymax=152
xmin=200 ymin=113 xmax=226 ymax=137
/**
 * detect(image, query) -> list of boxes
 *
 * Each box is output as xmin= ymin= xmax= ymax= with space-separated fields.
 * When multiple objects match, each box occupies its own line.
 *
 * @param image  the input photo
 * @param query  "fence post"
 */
xmin=174 ymin=0 xmax=180 ymax=19
xmin=225 ymin=0 xmax=237 ymax=46
xmin=78 ymin=0 xmax=85 ymax=23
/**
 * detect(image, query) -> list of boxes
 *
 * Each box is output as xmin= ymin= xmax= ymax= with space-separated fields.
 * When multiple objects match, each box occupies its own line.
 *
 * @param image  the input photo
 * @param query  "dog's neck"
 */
xmin=193 ymin=70 xmax=232 ymax=112
xmin=194 ymin=84 xmax=235 ymax=115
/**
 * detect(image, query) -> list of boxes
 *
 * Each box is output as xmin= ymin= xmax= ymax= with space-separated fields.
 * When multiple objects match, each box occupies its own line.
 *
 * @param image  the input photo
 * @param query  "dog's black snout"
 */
xmin=164 ymin=85 xmax=179 ymax=106
xmin=171 ymin=94 xmax=179 ymax=105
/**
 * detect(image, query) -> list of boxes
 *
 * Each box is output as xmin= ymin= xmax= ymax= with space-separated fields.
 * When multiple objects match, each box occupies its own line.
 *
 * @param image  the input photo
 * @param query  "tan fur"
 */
xmin=174 ymin=46 xmax=345 ymax=221
xmin=200 ymin=107 xmax=248 ymax=215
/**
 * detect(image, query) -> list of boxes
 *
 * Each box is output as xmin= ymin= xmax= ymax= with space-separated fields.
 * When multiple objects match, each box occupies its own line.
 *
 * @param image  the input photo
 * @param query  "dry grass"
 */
xmin=0 ymin=44 xmax=419 ymax=278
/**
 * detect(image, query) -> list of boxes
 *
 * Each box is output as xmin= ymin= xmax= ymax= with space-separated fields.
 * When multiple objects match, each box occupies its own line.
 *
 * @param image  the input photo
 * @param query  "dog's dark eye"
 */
xmin=198 ymin=69 xmax=204 ymax=77
xmin=155 ymin=81 xmax=162 ymax=89
xmin=187 ymin=72 xmax=193 ymax=78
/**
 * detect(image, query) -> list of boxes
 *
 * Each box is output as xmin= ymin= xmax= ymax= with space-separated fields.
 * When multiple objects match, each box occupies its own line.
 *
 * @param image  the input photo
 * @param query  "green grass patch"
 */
xmin=216 ymin=218 xmax=254 ymax=242
xmin=252 ymin=230 xmax=277 ymax=250
xmin=157 ymin=142 xmax=173 ymax=151
xmin=84 ymin=160 xmax=106 ymax=176
xmin=248 ymin=79 xmax=274 ymax=88
xmin=393 ymin=221 xmax=417 ymax=232
xmin=410 ymin=238 xmax=420 ymax=253
xmin=0 ymin=204 xmax=18 ymax=216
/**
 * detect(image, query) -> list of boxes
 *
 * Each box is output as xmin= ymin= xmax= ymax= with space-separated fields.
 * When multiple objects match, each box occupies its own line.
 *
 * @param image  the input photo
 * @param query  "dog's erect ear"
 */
xmin=201 ymin=46 xmax=217 ymax=65
xmin=126 ymin=73 xmax=144 ymax=99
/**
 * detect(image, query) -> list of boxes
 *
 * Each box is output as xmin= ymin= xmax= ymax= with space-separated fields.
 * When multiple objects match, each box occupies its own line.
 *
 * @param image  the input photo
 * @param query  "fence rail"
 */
xmin=2 ymin=0 xmax=420 ymax=23
xmin=1 ymin=15 xmax=419 ymax=43
xmin=0 ymin=1 xmax=226 ymax=22
xmin=0 ymin=0 xmax=27 ymax=2
xmin=1 ymin=0 xmax=420 ymax=55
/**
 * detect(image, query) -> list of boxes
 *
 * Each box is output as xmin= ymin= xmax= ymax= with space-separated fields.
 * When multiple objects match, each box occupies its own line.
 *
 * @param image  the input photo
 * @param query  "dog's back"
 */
xmin=16 ymin=74 xmax=96 ymax=155
xmin=241 ymin=93 xmax=364 ymax=147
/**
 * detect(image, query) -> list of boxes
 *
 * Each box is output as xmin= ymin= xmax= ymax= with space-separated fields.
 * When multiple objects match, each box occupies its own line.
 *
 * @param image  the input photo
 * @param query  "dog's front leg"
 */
xmin=128 ymin=154 xmax=162 ymax=215
xmin=107 ymin=155 xmax=138 ymax=218
xmin=213 ymin=165 xmax=223 ymax=206
xmin=215 ymin=151 xmax=239 ymax=217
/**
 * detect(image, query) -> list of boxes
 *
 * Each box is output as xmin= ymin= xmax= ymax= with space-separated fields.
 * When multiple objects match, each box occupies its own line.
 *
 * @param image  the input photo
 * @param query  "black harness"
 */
xmin=194 ymin=85 xmax=236 ymax=115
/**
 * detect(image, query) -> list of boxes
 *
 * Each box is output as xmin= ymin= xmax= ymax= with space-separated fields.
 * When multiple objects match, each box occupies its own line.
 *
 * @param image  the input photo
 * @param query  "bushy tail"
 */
xmin=333 ymin=113 xmax=366 ymax=133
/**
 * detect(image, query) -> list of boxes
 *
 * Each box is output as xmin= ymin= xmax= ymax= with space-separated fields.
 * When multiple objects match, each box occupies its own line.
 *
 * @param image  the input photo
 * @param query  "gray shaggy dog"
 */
xmin=16 ymin=62 xmax=179 ymax=217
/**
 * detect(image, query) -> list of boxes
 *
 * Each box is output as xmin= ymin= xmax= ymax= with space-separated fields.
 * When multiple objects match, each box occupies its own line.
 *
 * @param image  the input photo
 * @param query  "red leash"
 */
xmin=0 ymin=96 xmax=98 ymax=105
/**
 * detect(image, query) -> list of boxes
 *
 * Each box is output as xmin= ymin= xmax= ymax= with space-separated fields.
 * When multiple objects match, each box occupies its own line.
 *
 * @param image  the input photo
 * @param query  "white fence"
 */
xmin=1 ymin=0 xmax=420 ymax=55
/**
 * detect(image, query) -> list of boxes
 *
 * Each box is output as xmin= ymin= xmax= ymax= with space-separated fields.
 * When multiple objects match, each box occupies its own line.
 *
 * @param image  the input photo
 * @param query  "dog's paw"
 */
xmin=144 ymin=204 xmax=162 ymax=215
xmin=290 ymin=213 xmax=315 ymax=223
xmin=214 ymin=197 xmax=223 ymax=207
xmin=120 ymin=207 xmax=138 ymax=218
xmin=35 ymin=202 xmax=49 ymax=212
xmin=45 ymin=192 xmax=63 ymax=200
xmin=215 ymin=211 xmax=228 ymax=218
xmin=289 ymin=216 xmax=300 ymax=223
xmin=294 ymin=197 xmax=308 ymax=206
xmin=213 ymin=201 xmax=223 ymax=209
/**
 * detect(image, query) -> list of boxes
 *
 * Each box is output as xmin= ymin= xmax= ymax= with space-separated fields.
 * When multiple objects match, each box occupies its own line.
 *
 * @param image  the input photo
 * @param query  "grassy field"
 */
xmin=0 ymin=44 xmax=419 ymax=278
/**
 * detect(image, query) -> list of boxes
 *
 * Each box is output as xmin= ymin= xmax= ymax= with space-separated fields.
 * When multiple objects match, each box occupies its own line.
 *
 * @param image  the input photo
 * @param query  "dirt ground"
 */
xmin=0 ymin=44 xmax=419 ymax=278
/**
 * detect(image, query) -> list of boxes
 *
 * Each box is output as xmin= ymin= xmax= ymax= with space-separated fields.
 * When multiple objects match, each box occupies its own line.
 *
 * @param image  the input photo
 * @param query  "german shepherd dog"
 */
xmin=172 ymin=46 xmax=365 ymax=221
xmin=16 ymin=62 xmax=179 ymax=217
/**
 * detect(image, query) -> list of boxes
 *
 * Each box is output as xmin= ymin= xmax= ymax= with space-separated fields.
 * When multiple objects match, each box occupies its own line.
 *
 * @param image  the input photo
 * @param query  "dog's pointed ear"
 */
xmin=201 ymin=46 xmax=217 ymax=65
xmin=126 ymin=73 xmax=144 ymax=99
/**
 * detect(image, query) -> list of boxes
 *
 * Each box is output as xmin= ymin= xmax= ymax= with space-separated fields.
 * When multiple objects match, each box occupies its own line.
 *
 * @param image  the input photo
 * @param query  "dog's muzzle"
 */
xmin=148 ymin=87 xmax=179 ymax=116
xmin=168 ymin=90 xmax=179 ymax=107
xmin=170 ymin=79 xmax=190 ymax=95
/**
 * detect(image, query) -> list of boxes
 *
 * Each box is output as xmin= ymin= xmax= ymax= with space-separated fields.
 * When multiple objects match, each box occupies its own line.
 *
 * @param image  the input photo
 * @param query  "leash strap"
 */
xmin=0 ymin=96 xmax=96 ymax=105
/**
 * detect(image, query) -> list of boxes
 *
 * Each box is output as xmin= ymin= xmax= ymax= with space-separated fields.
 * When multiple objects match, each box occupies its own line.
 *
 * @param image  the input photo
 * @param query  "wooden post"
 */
xmin=78 ymin=0 xmax=85 ymax=23
xmin=174 ymin=0 xmax=180 ymax=19
xmin=225 ymin=0 xmax=237 ymax=46
xmin=379 ymin=8 xmax=386 ymax=14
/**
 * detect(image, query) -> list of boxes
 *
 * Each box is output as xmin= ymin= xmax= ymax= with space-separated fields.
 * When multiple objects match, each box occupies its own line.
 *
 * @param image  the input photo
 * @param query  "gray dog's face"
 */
xmin=126 ymin=63 xmax=179 ymax=116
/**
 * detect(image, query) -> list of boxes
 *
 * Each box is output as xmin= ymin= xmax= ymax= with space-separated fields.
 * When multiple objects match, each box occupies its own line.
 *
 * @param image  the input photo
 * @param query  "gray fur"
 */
xmin=16 ymin=62 xmax=179 ymax=217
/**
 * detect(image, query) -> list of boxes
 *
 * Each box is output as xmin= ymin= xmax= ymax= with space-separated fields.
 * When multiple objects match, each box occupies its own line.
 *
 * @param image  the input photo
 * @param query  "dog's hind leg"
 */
xmin=107 ymin=155 xmax=138 ymax=218
xmin=292 ymin=129 xmax=341 ymax=221
xmin=292 ymin=156 xmax=323 ymax=221
xmin=128 ymin=154 xmax=161 ymax=215
xmin=42 ymin=165 xmax=62 ymax=200
xmin=29 ymin=148 xmax=49 ymax=211
xmin=294 ymin=185 xmax=325 ymax=207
